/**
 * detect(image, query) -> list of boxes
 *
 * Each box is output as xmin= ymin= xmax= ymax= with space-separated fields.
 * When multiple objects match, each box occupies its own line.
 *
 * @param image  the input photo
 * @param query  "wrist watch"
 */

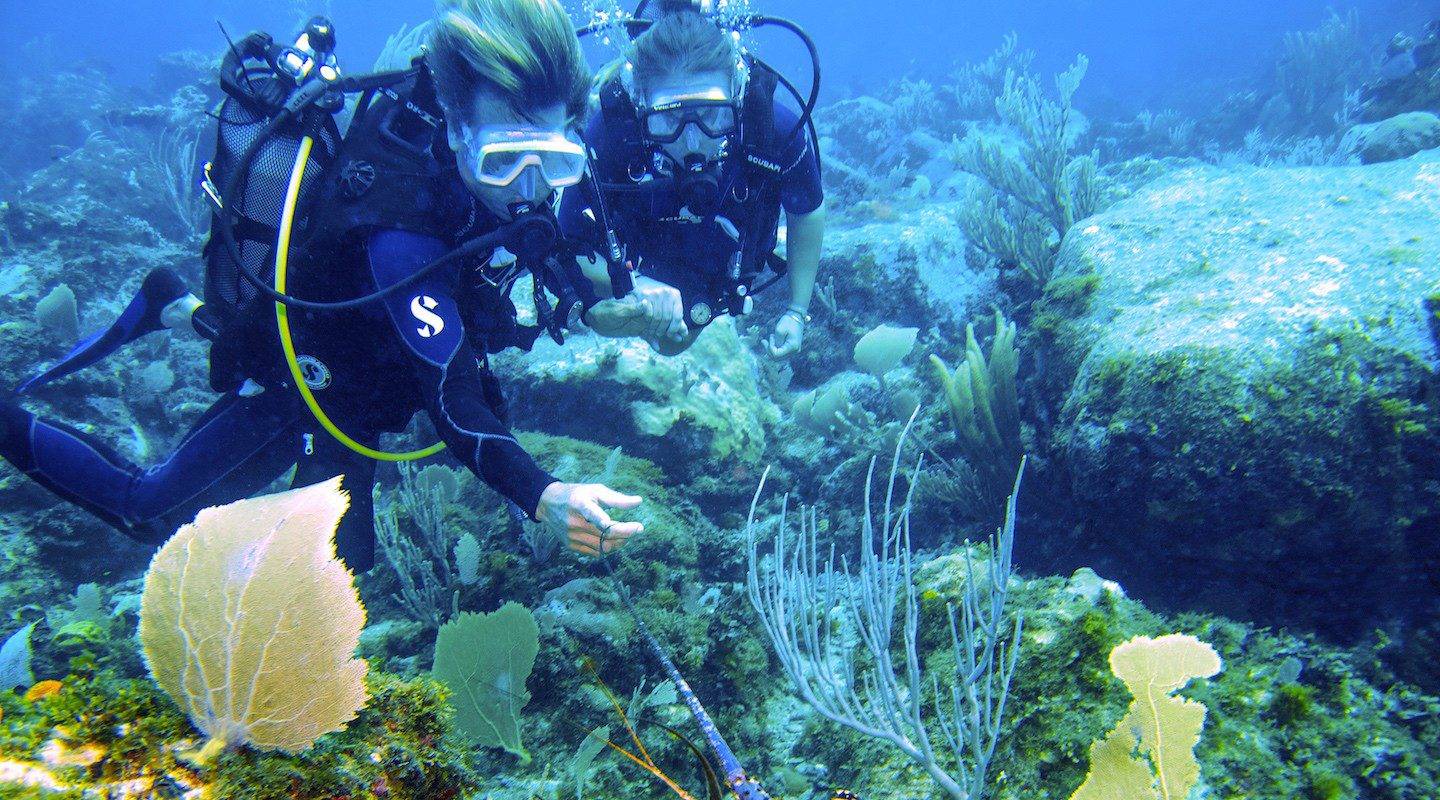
xmin=784 ymin=304 xmax=811 ymax=324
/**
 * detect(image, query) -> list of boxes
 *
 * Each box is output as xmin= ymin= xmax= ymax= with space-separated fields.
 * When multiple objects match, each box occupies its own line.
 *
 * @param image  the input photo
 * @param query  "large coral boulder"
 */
xmin=1342 ymin=111 xmax=1440 ymax=164
xmin=1043 ymin=154 xmax=1440 ymax=647
xmin=499 ymin=318 xmax=779 ymax=495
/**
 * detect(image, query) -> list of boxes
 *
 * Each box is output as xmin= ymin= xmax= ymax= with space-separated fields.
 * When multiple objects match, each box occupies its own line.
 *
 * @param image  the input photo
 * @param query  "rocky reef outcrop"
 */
xmin=499 ymin=318 xmax=780 ymax=499
xmin=1040 ymin=152 xmax=1440 ymax=654
xmin=1343 ymin=111 xmax=1440 ymax=163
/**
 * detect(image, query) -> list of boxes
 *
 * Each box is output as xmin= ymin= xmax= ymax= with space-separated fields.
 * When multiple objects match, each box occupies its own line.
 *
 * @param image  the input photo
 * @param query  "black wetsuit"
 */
xmin=0 ymin=106 xmax=579 ymax=572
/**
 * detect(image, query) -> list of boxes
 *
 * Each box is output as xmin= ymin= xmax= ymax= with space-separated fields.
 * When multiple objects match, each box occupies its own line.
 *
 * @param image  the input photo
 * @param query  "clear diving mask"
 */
xmin=640 ymin=86 xmax=739 ymax=144
xmin=456 ymin=125 xmax=588 ymax=189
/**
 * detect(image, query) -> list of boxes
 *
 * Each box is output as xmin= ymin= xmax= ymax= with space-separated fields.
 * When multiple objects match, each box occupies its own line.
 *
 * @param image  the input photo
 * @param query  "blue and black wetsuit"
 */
xmin=560 ymin=83 xmax=823 ymax=328
xmin=0 ymin=198 xmax=570 ymax=572
xmin=0 ymin=60 xmax=592 ymax=571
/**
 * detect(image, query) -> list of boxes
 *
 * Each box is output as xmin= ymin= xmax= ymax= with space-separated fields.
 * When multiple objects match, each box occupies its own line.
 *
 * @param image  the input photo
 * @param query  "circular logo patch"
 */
xmin=296 ymin=355 xmax=331 ymax=390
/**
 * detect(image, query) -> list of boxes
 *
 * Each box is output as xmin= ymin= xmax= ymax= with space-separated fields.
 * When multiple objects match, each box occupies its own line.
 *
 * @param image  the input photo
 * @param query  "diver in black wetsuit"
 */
xmin=0 ymin=0 xmax=643 ymax=572
xmin=561 ymin=0 xmax=826 ymax=357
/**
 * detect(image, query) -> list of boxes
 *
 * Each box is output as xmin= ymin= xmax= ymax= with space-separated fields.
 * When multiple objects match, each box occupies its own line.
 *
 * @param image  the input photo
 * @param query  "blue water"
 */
xmin=2 ymin=0 xmax=1432 ymax=110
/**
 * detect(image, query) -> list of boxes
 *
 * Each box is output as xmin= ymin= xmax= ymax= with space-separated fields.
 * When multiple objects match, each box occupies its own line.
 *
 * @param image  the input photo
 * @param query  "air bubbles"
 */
xmin=582 ymin=0 xmax=637 ymax=60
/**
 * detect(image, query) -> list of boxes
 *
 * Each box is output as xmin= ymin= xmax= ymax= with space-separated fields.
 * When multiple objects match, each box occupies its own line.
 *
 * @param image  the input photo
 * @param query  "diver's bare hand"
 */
xmin=535 ymin=481 xmax=644 ymax=557
xmin=585 ymin=294 xmax=647 ymax=335
xmin=585 ymin=272 xmax=686 ymax=343
xmin=765 ymin=309 xmax=805 ymax=358
xmin=629 ymin=274 xmax=687 ymax=342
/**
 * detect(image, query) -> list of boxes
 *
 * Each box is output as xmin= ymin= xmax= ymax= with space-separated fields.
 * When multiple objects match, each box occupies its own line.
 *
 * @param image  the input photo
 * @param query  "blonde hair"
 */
xmin=427 ymin=0 xmax=589 ymax=122
xmin=626 ymin=0 xmax=742 ymax=98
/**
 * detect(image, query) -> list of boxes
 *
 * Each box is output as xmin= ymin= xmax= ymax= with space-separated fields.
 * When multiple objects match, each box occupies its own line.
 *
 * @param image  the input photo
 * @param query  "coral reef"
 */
xmin=501 ymin=318 xmax=779 ymax=500
xmin=1 ymin=18 xmax=1439 ymax=800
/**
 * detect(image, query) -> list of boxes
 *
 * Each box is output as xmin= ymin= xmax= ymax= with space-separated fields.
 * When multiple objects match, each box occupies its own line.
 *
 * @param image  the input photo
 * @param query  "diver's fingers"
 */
xmin=570 ymin=526 xmax=636 ymax=555
xmin=644 ymin=312 xmax=667 ymax=341
xmin=587 ymin=300 xmax=645 ymax=331
xmin=602 ymin=520 xmax=643 ymax=538
xmin=575 ymin=497 xmax=617 ymax=533
xmin=569 ymin=530 xmax=612 ymax=556
xmin=593 ymin=486 xmax=643 ymax=510
xmin=666 ymin=314 xmax=688 ymax=340
xmin=624 ymin=295 xmax=652 ymax=321
xmin=663 ymin=288 xmax=683 ymax=322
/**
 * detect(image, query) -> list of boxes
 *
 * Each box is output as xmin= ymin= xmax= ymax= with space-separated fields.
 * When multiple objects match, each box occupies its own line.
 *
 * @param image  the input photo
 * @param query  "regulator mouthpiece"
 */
xmin=678 ymin=156 xmax=722 ymax=215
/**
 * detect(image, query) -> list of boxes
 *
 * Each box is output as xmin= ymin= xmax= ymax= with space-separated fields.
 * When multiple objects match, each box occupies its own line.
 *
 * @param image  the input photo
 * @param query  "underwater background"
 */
xmin=0 ymin=0 xmax=1438 ymax=798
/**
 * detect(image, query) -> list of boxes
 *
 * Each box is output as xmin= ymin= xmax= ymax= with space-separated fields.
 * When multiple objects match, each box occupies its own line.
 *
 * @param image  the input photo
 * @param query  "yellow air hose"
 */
xmin=274 ymin=134 xmax=445 ymax=462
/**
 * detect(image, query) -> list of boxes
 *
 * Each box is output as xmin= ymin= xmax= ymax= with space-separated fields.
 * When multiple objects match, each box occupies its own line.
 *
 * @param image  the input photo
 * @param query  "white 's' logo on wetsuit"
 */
xmin=411 ymin=295 xmax=445 ymax=338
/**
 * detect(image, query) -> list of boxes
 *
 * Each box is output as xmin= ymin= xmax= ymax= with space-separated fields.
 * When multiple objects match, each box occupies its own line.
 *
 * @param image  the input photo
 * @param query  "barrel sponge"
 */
xmin=139 ymin=477 xmax=369 ymax=755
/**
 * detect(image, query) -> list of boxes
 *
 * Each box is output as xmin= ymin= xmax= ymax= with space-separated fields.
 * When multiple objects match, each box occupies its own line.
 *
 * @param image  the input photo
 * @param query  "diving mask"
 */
xmin=456 ymin=125 xmax=587 ymax=189
xmin=640 ymin=86 xmax=738 ymax=143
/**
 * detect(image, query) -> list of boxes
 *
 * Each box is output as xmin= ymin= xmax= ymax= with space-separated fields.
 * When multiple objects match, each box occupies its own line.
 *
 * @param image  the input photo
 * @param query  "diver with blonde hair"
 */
xmin=564 ymin=0 xmax=826 ymax=357
xmin=2 ymin=0 xmax=642 ymax=568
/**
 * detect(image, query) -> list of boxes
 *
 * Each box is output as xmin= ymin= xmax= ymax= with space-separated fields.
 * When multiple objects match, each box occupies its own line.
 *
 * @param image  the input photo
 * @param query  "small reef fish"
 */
xmin=24 ymin=680 xmax=63 ymax=702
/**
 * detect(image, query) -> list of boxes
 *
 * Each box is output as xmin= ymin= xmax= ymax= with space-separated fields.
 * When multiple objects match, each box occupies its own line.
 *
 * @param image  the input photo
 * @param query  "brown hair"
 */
xmin=626 ymin=0 xmax=741 ymax=97
xmin=427 ymin=0 xmax=589 ymax=122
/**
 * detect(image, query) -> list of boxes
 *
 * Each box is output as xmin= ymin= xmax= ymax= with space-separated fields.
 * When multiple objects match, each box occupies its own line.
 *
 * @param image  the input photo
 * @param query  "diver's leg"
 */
xmin=124 ymin=391 xmax=312 ymax=537
xmin=292 ymin=432 xmax=379 ymax=572
xmin=1 ymin=398 xmax=148 ymax=535
xmin=0 ymin=390 xmax=305 ymax=543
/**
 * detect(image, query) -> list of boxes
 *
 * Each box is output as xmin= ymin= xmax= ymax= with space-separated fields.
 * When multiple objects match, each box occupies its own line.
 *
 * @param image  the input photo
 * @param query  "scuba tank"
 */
xmin=201 ymin=18 xmax=345 ymax=338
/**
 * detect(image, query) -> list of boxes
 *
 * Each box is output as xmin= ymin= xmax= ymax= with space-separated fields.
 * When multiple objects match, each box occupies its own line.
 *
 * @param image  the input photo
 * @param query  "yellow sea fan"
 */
xmin=1072 ymin=727 xmax=1155 ymax=800
xmin=139 ymin=477 xmax=368 ymax=755
xmin=1071 ymin=633 xmax=1222 ymax=800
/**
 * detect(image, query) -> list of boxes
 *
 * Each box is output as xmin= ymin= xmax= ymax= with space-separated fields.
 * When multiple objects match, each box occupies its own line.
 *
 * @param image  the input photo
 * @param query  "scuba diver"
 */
xmin=0 ymin=0 xmax=644 ymax=572
xmin=562 ymin=0 xmax=826 ymax=357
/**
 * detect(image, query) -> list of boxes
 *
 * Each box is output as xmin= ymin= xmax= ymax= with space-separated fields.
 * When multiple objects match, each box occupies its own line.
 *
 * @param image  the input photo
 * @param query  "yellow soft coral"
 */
xmin=1070 ymin=633 xmax=1222 ymax=800
xmin=139 ymin=477 xmax=368 ymax=757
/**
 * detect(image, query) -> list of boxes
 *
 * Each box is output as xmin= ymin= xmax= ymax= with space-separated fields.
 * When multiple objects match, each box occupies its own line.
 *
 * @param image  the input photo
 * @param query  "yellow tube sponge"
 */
xmin=1070 ymin=633 xmax=1222 ymax=800
xmin=139 ymin=477 xmax=369 ymax=756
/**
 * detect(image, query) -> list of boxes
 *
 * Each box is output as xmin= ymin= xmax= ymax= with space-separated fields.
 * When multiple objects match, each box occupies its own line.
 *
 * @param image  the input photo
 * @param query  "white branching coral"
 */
xmin=139 ymin=477 xmax=369 ymax=758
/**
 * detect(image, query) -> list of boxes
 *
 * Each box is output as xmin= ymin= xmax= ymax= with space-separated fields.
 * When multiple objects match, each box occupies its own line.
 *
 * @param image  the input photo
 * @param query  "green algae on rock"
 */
xmin=1039 ymin=153 xmax=1440 ymax=666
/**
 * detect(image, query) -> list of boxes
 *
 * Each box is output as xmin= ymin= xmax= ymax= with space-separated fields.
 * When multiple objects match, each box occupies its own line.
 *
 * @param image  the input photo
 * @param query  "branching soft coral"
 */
xmin=958 ymin=44 xmax=1103 ymax=288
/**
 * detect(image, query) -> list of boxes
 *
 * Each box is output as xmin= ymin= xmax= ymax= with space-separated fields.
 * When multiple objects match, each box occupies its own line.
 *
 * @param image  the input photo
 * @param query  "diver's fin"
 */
xmin=17 ymin=268 xmax=192 ymax=393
